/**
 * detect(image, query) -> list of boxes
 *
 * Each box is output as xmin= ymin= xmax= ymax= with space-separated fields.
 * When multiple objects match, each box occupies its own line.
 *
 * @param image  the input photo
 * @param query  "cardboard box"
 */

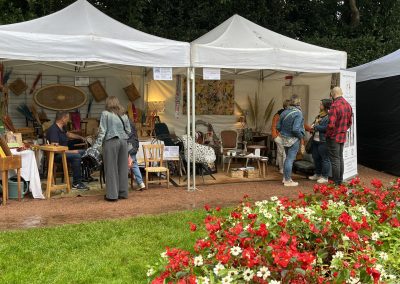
xmin=229 ymin=168 xmax=244 ymax=178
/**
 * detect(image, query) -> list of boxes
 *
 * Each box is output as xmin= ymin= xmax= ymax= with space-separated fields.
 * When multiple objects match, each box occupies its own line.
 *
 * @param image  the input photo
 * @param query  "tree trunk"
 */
xmin=349 ymin=0 xmax=360 ymax=27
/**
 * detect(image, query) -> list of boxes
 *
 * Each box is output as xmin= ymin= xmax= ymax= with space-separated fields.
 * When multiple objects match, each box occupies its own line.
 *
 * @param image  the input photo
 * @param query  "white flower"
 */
xmin=160 ymin=251 xmax=168 ymax=259
xmin=270 ymin=196 xmax=278 ymax=201
xmin=243 ymin=268 xmax=254 ymax=281
xmin=207 ymin=253 xmax=214 ymax=259
xmin=264 ymin=212 xmax=273 ymax=219
xmin=342 ymin=235 xmax=350 ymax=242
xmin=286 ymin=215 xmax=293 ymax=221
xmin=332 ymin=251 xmax=344 ymax=259
xmin=196 ymin=276 xmax=210 ymax=284
xmin=379 ymin=252 xmax=388 ymax=261
xmin=270 ymin=280 xmax=281 ymax=284
xmin=230 ymin=246 xmax=242 ymax=256
xmin=146 ymin=267 xmax=155 ymax=277
xmin=244 ymin=224 xmax=250 ymax=231
xmin=243 ymin=206 xmax=252 ymax=214
xmin=256 ymin=266 xmax=271 ymax=280
xmin=221 ymin=275 xmax=233 ymax=284
xmin=346 ymin=277 xmax=360 ymax=284
xmin=371 ymin=232 xmax=380 ymax=241
xmin=194 ymin=255 xmax=203 ymax=266
xmin=228 ymin=269 xmax=239 ymax=277
xmin=213 ymin=262 xmax=225 ymax=276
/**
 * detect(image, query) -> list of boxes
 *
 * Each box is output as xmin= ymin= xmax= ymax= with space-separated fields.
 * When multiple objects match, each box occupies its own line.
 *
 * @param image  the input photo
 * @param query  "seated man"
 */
xmin=46 ymin=111 xmax=88 ymax=190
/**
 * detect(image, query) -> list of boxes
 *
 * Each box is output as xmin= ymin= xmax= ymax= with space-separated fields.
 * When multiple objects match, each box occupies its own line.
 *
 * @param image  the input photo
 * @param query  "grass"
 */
xmin=0 ymin=208 xmax=226 ymax=284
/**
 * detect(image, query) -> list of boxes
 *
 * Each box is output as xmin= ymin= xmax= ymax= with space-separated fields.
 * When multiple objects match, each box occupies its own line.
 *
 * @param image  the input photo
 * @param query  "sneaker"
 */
xmin=284 ymin=180 xmax=299 ymax=187
xmin=137 ymin=182 xmax=146 ymax=191
xmin=317 ymin=177 xmax=329 ymax=184
xmin=308 ymin=174 xmax=320 ymax=181
xmin=279 ymin=169 xmax=284 ymax=174
xmin=72 ymin=182 xmax=89 ymax=191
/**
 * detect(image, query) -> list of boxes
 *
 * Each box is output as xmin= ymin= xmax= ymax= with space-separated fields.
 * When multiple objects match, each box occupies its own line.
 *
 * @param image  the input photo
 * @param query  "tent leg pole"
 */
xmin=191 ymin=67 xmax=197 ymax=191
xmin=186 ymin=68 xmax=191 ymax=191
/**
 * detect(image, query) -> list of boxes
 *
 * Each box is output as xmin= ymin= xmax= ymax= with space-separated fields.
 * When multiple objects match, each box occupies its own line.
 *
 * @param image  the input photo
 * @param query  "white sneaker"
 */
xmin=137 ymin=182 xmax=146 ymax=190
xmin=317 ymin=177 xmax=329 ymax=184
xmin=279 ymin=169 xmax=284 ymax=174
xmin=308 ymin=174 xmax=320 ymax=181
xmin=284 ymin=180 xmax=299 ymax=187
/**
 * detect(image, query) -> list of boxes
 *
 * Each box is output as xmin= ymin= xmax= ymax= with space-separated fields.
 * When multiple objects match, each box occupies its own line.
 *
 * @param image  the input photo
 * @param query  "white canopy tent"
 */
xmin=191 ymin=14 xmax=347 ymax=72
xmin=349 ymin=49 xmax=400 ymax=82
xmin=0 ymin=0 xmax=190 ymax=68
xmin=185 ymin=15 xmax=348 ymax=189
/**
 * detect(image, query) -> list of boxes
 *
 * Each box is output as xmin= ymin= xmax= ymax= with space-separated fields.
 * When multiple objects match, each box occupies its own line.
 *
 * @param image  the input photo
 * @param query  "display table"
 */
xmin=225 ymin=152 xmax=262 ymax=176
xmin=10 ymin=149 xmax=45 ymax=199
xmin=37 ymin=145 xmax=70 ymax=198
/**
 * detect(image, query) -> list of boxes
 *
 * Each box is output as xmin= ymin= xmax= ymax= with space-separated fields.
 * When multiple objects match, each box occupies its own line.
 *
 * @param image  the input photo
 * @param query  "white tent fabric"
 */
xmin=191 ymin=15 xmax=347 ymax=72
xmin=0 ymin=0 xmax=190 ymax=67
xmin=349 ymin=49 xmax=400 ymax=82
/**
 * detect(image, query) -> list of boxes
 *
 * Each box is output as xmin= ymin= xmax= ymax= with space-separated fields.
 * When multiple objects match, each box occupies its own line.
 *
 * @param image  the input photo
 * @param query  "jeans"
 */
xmin=311 ymin=141 xmax=331 ymax=178
xmin=326 ymin=138 xmax=344 ymax=185
xmin=129 ymin=153 xmax=143 ymax=185
xmin=274 ymin=136 xmax=286 ymax=171
xmin=55 ymin=150 xmax=84 ymax=184
xmin=283 ymin=139 xmax=300 ymax=181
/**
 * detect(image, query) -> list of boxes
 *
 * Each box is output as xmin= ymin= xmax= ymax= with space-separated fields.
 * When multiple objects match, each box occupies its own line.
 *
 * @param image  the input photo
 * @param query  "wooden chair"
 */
xmin=142 ymin=144 xmax=169 ymax=189
xmin=220 ymin=130 xmax=239 ymax=171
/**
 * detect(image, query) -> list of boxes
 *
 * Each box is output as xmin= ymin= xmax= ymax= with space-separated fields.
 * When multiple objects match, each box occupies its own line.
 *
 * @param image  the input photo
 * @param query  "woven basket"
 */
xmin=9 ymin=78 xmax=28 ymax=96
xmin=244 ymin=169 xmax=259 ymax=178
xmin=89 ymin=80 xmax=108 ymax=102
xmin=229 ymin=168 xmax=244 ymax=178
xmin=34 ymin=84 xmax=87 ymax=111
xmin=123 ymin=82 xmax=140 ymax=101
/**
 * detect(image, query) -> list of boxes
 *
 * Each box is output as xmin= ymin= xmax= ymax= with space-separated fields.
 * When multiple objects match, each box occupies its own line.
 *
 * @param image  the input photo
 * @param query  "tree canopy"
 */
xmin=1 ymin=0 xmax=399 ymax=67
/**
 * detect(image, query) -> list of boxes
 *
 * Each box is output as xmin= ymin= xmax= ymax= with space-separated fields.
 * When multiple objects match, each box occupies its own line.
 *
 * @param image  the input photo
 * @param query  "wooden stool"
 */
xmin=0 ymin=156 xmax=22 ymax=205
xmin=38 ymin=145 xmax=71 ymax=198
xmin=261 ymin=158 xmax=269 ymax=178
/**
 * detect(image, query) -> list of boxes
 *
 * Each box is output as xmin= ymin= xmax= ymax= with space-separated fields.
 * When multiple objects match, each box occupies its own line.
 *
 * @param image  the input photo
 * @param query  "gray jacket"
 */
xmin=94 ymin=111 xmax=131 ymax=148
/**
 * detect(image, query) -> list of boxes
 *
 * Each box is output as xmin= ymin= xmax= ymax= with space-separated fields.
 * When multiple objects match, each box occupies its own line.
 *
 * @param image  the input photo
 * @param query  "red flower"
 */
xmin=189 ymin=222 xmax=197 ymax=232
xmin=204 ymin=204 xmax=211 ymax=211
xmin=371 ymin=178 xmax=383 ymax=189
xmin=216 ymin=206 xmax=221 ymax=211
xmin=390 ymin=217 xmax=400 ymax=227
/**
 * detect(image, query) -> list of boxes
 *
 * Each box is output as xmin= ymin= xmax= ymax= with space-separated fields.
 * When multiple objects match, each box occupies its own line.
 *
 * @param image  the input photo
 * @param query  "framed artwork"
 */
xmin=183 ymin=79 xmax=235 ymax=115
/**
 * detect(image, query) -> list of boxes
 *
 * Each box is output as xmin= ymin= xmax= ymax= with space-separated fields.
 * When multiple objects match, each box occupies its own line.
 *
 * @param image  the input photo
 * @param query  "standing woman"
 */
xmin=308 ymin=99 xmax=332 ymax=183
xmin=94 ymin=96 xmax=131 ymax=201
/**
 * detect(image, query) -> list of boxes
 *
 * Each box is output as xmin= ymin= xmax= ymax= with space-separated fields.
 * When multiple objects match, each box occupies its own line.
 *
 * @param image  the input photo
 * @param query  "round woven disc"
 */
xmin=34 ymin=84 xmax=87 ymax=111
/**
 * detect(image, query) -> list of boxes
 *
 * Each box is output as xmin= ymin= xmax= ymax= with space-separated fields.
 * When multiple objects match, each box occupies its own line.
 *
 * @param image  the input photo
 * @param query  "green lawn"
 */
xmin=0 ymin=209 xmax=216 ymax=284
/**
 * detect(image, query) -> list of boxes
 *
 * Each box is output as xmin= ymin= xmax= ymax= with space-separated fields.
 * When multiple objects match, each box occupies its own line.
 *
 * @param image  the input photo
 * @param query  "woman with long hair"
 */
xmin=94 ymin=96 xmax=130 ymax=201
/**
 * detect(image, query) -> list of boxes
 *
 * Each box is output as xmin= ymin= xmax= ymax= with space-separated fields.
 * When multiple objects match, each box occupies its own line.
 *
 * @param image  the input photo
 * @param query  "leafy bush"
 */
xmin=147 ymin=178 xmax=400 ymax=283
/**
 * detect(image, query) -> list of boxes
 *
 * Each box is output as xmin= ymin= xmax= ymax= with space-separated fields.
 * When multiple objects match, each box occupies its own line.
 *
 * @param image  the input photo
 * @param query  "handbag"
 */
xmin=305 ymin=134 xmax=314 ymax=154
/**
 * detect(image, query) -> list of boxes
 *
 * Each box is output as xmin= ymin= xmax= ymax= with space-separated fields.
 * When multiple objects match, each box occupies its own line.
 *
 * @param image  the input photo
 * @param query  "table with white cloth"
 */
xmin=9 ymin=149 xmax=45 ymax=199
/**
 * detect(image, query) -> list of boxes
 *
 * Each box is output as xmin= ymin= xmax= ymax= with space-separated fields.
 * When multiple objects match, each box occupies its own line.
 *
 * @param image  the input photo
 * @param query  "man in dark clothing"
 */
xmin=46 ymin=111 xmax=88 ymax=190
xmin=326 ymin=86 xmax=353 ymax=185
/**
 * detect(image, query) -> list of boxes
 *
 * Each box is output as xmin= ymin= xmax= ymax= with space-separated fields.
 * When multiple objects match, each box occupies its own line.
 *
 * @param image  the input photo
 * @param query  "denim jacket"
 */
xmin=277 ymin=106 xmax=305 ymax=140
xmin=313 ymin=115 xmax=329 ymax=142
xmin=94 ymin=111 xmax=131 ymax=148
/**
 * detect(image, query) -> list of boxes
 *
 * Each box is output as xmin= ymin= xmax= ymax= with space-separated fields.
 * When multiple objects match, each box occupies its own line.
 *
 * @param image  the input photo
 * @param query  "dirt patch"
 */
xmin=0 ymin=165 xmax=396 ymax=231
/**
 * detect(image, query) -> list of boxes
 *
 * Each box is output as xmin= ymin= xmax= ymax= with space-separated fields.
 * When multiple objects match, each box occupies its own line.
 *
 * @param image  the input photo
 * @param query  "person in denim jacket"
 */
xmin=308 ymin=99 xmax=332 ymax=184
xmin=277 ymin=95 xmax=305 ymax=186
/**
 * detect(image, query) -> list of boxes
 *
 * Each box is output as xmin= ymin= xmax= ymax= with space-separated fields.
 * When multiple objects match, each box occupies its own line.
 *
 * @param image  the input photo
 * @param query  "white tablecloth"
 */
xmin=9 ymin=149 xmax=45 ymax=199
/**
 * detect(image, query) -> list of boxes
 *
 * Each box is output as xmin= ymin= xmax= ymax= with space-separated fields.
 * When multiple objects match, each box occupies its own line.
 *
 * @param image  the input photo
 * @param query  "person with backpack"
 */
xmin=127 ymin=118 xmax=146 ymax=191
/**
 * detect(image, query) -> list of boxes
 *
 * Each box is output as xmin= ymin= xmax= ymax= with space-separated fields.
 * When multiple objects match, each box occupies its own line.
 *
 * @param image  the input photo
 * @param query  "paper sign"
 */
xmin=74 ymin=76 xmax=90 ymax=86
xmin=153 ymin=67 xmax=172 ymax=80
xmin=203 ymin=68 xmax=221 ymax=80
xmin=254 ymin=149 xmax=261 ymax=157
xmin=164 ymin=146 xmax=180 ymax=160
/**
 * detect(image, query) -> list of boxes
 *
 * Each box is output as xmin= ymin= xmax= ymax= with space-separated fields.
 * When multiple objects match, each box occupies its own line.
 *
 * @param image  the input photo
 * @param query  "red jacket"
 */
xmin=326 ymin=96 xmax=352 ymax=143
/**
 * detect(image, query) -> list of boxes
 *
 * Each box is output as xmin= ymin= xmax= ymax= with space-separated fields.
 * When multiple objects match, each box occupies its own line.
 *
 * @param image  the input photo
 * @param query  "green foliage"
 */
xmin=0 ymin=209 xmax=213 ymax=283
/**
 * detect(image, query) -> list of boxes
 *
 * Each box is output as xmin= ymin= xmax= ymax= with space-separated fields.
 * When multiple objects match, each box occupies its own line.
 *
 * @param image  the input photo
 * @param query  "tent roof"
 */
xmin=349 ymin=49 xmax=400 ymax=82
xmin=0 ymin=0 xmax=190 ymax=67
xmin=191 ymin=15 xmax=347 ymax=73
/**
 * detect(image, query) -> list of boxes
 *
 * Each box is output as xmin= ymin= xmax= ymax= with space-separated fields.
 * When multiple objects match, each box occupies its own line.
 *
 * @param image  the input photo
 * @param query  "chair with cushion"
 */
xmin=142 ymin=144 xmax=169 ymax=189
xmin=293 ymin=153 xmax=315 ymax=175
xmin=220 ymin=130 xmax=239 ymax=171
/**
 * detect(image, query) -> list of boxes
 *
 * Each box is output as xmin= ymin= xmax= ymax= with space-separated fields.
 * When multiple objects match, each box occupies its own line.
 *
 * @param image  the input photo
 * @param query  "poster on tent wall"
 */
xmin=182 ymin=79 xmax=234 ymax=115
xmin=340 ymin=70 xmax=357 ymax=180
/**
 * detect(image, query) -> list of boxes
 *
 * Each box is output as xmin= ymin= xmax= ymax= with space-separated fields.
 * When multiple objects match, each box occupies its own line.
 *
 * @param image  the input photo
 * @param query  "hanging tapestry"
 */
xmin=183 ymin=79 xmax=234 ymax=115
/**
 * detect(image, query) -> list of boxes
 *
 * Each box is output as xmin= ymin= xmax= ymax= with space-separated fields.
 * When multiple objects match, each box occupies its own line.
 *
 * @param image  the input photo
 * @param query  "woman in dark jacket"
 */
xmin=308 ymin=99 xmax=332 ymax=183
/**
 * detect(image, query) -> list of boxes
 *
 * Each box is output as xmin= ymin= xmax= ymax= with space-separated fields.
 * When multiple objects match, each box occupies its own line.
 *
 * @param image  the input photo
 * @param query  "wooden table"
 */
xmin=37 ymin=145 xmax=71 ymax=198
xmin=0 ymin=156 xmax=22 ymax=205
xmin=247 ymin=145 xmax=267 ymax=156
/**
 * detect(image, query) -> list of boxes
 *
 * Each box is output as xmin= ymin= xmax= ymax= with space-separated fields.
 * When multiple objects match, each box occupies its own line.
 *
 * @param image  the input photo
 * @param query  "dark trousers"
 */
xmin=55 ymin=150 xmax=84 ymax=184
xmin=326 ymin=138 xmax=344 ymax=185
xmin=311 ymin=141 xmax=331 ymax=178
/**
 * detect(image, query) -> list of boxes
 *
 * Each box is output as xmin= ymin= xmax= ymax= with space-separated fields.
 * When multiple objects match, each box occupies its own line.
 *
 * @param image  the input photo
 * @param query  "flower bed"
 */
xmin=147 ymin=178 xmax=400 ymax=283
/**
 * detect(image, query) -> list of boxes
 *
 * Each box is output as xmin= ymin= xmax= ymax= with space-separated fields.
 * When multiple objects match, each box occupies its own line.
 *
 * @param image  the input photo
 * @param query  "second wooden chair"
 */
xmin=142 ymin=144 xmax=169 ymax=189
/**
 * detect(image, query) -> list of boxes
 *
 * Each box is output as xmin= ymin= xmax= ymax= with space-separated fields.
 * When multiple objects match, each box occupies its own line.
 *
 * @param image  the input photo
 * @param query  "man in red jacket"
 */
xmin=326 ymin=87 xmax=353 ymax=185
